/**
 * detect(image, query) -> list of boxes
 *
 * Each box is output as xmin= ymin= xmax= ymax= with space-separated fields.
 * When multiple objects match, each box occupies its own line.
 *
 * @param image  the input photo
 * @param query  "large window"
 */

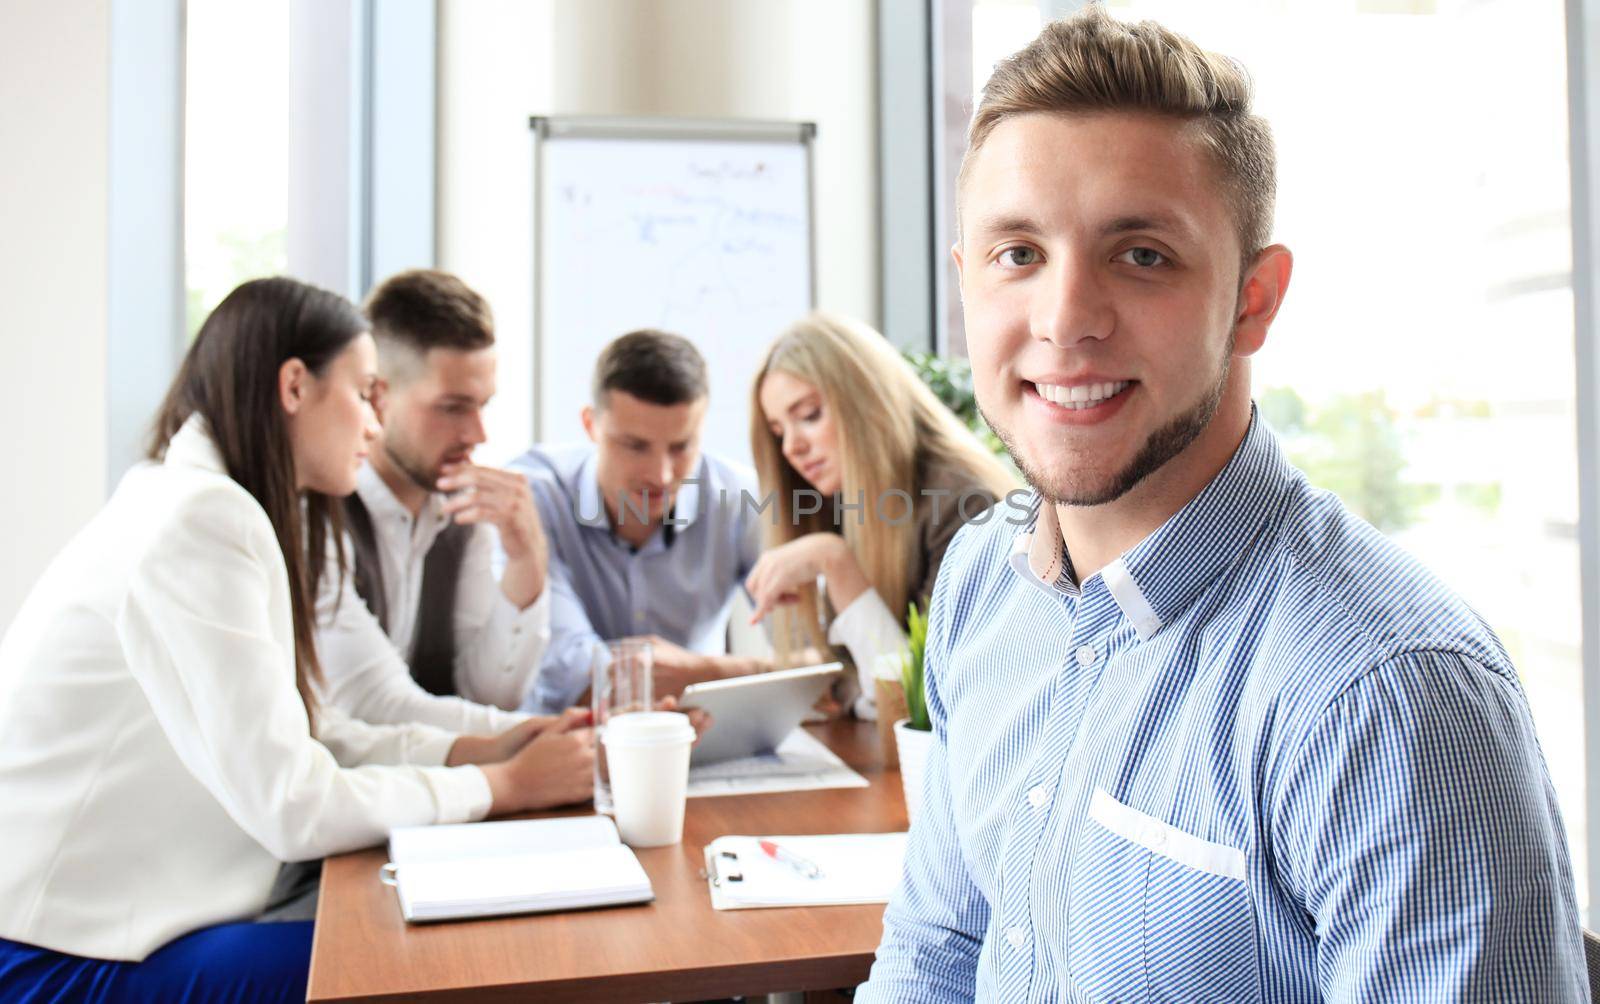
xmin=183 ymin=0 xmax=290 ymax=336
xmin=969 ymin=0 xmax=1585 ymax=910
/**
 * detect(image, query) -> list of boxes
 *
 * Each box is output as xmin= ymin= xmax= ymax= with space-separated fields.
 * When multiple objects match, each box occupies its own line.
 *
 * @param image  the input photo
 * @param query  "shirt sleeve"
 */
xmin=528 ymin=557 xmax=601 ymax=713
xmin=116 ymin=489 xmax=494 ymax=865
xmin=857 ymin=550 xmax=989 ymax=1002
xmin=826 ymin=587 xmax=907 ymax=722
xmin=313 ymin=530 xmax=528 ymax=736
xmin=737 ymin=481 xmax=764 ymax=582
xmin=1269 ymin=649 xmax=1587 ymax=1002
xmin=310 ymin=702 xmax=451 ymax=769
xmin=450 ymin=523 xmax=551 ymax=710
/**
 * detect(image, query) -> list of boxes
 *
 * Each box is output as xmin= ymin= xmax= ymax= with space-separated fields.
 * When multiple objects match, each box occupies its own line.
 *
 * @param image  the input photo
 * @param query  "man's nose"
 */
xmin=463 ymin=408 xmax=487 ymax=446
xmin=1034 ymin=254 xmax=1114 ymax=347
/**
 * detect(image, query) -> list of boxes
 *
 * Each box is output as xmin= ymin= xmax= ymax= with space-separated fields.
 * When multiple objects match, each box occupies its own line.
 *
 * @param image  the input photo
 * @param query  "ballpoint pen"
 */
xmin=758 ymin=839 xmax=823 ymax=879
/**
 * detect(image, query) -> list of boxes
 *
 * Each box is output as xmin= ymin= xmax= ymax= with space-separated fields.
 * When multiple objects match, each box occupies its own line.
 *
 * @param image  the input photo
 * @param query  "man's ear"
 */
xmin=580 ymin=404 xmax=598 ymax=443
xmin=1232 ymin=244 xmax=1294 ymax=358
xmin=279 ymin=358 xmax=310 ymax=415
xmin=370 ymin=377 xmax=391 ymax=426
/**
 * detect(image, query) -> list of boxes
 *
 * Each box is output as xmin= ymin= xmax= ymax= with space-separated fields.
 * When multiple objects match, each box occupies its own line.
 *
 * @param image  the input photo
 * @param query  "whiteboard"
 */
xmin=532 ymin=117 xmax=815 ymax=467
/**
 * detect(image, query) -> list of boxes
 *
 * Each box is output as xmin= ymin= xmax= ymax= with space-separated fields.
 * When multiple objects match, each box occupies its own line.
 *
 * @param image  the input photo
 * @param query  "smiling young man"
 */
xmin=508 ymin=330 xmax=769 ymax=713
xmin=859 ymin=9 xmax=1584 ymax=1002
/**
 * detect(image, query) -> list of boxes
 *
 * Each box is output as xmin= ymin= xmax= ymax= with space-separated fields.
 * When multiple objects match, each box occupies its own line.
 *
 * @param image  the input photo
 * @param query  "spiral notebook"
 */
xmin=383 ymin=815 xmax=653 ymax=923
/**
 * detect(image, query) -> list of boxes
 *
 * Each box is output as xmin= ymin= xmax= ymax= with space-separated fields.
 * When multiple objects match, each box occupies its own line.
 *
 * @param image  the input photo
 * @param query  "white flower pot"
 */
xmin=893 ymin=718 xmax=934 ymax=825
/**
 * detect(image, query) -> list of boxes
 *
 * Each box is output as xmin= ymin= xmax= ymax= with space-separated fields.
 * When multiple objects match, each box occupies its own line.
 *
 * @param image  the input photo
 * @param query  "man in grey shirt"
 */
xmin=509 ymin=330 xmax=770 ymax=713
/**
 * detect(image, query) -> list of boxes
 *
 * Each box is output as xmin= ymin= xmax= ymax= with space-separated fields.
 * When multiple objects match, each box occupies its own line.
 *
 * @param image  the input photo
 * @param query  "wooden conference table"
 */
xmin=306 ymin=720 xmax=907 ymax=1003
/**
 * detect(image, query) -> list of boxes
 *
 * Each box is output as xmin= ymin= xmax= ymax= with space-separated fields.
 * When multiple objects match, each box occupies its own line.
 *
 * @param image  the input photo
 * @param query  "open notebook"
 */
xmin=383 ymin=815 xmax=653 ymax=923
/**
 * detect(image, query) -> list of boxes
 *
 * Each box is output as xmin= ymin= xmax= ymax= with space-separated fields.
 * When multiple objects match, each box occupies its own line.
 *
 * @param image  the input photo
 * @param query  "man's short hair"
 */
xmin=363 ymin=269 xmax=495 ymax=363
xmin=961 ymin=6 xmax=1275 ymax=270
xmin=592 ymin=329 xmax=709 ymax=409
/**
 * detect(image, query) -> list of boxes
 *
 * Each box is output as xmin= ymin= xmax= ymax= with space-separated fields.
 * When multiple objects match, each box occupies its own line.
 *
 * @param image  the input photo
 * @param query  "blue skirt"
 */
xmin=0 ymin=920 xmax=312 ymax=1004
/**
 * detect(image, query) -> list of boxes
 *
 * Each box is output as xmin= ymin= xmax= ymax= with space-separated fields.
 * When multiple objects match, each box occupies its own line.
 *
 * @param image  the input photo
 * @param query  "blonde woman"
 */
xmin=746 ymin=312 xmax=1018 ymax=719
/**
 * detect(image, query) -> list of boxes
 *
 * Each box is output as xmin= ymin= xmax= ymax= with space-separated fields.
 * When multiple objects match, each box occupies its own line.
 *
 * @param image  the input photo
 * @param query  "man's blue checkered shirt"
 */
xmin=858 ymin=412 xmax=1586 ymax=1002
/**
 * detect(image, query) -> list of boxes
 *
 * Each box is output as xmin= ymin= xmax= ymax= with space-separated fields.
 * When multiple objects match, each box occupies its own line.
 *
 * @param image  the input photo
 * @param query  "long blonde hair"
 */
xmin=750 ymin=312 xmax=1016 ymax=651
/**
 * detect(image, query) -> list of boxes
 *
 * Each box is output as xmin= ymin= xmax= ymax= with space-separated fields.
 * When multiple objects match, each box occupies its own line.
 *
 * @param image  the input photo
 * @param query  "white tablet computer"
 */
xmin=679 ymin=662 xmax=844 ymax=766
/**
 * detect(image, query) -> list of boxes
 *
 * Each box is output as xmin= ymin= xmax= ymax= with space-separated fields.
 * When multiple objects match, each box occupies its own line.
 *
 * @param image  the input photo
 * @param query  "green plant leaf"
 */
xmin=900 ymin=601 xmax=931 ymax=731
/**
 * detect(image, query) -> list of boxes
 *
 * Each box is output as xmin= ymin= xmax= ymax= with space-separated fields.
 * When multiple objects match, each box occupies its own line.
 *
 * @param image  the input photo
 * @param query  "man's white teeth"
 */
xmin=1034 ymin=380 xmax=1130 ymax=410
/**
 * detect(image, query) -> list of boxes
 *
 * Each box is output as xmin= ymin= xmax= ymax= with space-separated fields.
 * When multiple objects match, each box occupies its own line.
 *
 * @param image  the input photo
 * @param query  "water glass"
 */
xmin=591 ymin=639 xmax=653 ymax=814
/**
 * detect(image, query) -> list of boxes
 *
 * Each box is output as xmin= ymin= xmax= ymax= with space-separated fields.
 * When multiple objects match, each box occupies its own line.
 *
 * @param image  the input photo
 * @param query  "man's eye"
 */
xmin=1116 ymin=247 xmax=1168 ymax=268
xmin=998 ymin=246 xmax=1039 ymax=267
xmin=802 ymin=410 xmax=821 ymax=423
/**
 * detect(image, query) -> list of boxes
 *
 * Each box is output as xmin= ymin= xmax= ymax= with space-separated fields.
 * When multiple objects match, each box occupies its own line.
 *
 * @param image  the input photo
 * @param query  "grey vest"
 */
xmin=342 ymin=494 xmax=471 ymax=698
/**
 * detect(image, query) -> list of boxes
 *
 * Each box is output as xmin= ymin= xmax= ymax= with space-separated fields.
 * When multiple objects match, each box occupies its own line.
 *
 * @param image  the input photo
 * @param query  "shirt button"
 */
xmin=1075 ymin=645 xmax=1096 ymax=668
xmin=1027 ymin=786 xmax=1049 ymax=809
xmin=1147 ymin=827 xmax=1167 ymax=848
xmin=1006 ymin=927 xmax=1027 ymax=949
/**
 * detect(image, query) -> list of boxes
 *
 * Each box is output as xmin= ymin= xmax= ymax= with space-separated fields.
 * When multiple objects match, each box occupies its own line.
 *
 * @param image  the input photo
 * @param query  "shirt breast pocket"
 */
xmin=1065 ymin=789 xmax=1260 ymax=1003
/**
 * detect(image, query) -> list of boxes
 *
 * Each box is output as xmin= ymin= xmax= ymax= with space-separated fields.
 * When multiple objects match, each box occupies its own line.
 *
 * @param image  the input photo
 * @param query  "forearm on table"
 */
xmin=533 ymin=635 xmax=598 ymax=712
xmin=703 ymin=652 xmax=767 ymax=681
xmin=445 ymin=733 xmax=493 ymax=767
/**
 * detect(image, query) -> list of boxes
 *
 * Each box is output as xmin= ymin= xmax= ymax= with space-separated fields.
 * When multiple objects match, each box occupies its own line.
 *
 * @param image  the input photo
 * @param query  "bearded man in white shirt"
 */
xmin=314 ymin=269 xmax=553 ymax=736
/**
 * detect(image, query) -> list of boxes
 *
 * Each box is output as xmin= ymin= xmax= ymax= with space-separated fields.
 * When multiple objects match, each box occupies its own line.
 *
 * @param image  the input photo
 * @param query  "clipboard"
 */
xmin=701 ymin=833 xmax=908 ymax=910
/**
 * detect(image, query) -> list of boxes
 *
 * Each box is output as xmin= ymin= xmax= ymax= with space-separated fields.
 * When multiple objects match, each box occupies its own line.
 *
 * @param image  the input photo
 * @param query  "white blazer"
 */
xmin=0 ymin=417 xmax=492 ymax=961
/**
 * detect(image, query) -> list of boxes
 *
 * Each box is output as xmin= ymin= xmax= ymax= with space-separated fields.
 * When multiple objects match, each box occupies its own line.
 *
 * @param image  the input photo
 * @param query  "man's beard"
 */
xmin=383 ymin=439 xmax=442 ymax=494
xmin=982 ymin=355 xmax=1230 ymax=508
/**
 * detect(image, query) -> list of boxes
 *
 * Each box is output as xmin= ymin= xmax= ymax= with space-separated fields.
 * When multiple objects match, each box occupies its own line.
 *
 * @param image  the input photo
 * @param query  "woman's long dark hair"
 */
xmin=148 ymin=277 xmax=367 ymax=726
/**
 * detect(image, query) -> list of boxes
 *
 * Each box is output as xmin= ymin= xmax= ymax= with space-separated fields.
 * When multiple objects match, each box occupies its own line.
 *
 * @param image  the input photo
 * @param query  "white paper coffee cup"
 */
xmin=602 ymin=711 xmax=696 ymax=848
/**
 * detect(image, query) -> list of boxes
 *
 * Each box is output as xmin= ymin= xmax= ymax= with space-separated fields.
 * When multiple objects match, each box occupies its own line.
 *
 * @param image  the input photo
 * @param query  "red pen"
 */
xmin=758 ymin=839 xmax=823 ymax=879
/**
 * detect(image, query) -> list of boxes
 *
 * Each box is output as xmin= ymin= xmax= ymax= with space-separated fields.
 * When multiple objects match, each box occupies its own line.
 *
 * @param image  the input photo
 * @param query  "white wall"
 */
xmin=437 ymin=0 xmax=553 ymax=464
xmin=0 ymin=0 xmax=109 ymax=633
xmin=437 ymin=0 xmax=880 ymax=463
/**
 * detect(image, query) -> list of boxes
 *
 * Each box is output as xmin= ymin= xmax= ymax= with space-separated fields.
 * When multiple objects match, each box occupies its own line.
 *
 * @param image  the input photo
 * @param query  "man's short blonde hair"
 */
xmin=960 ymin=6 xmax=1276 ymax=269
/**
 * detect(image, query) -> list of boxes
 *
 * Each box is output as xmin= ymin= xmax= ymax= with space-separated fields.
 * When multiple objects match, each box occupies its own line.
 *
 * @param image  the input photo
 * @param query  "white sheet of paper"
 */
xmin=686 ymin=727 xmax=869 ymax=798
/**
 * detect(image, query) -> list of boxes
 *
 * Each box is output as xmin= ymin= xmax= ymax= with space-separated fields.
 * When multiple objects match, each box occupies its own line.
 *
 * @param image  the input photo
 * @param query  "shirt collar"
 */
xmin=1008 ymin=494 xmax=1069 ymax=599
xmin=576 ymin=451 xmax=709 ymax=538
xmin=163 ymin=414 xmax=227 ymax=475
xmin=1009 ymin=409 xmax=1292 ymax=642
xmin=356 ymin=459 xmax=446 ymax=528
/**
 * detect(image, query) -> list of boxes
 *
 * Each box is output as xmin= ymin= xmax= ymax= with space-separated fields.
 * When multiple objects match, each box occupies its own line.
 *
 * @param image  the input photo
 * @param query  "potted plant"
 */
xmin=894 ymin=603 xmax=934 ymax=824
